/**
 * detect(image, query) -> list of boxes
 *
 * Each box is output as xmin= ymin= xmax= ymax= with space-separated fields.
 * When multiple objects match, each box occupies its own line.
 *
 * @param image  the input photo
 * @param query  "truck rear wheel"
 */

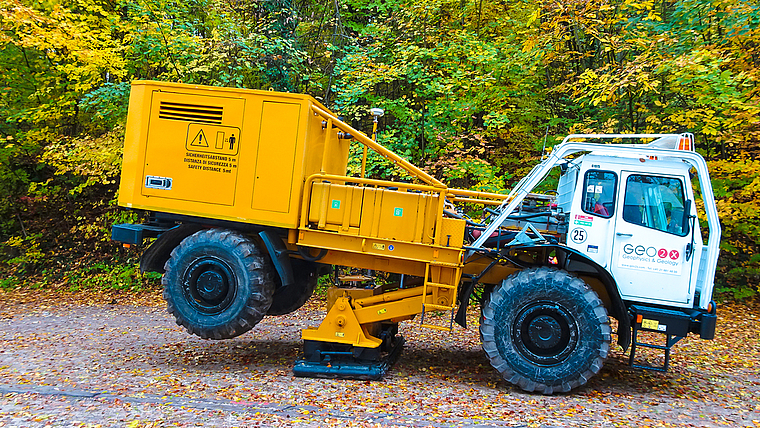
xmin=162 ymin=229 xmax=274 ymax=339
xmin=267 ymin=259 xmax=319 ymax=315
xmin=480 ymin=267 xmax=610 ymax=394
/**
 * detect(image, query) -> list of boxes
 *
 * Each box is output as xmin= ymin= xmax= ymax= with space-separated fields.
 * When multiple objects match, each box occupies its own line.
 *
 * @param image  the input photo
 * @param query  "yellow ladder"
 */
xmin=420 ymin=263 xmax=461 ymax=332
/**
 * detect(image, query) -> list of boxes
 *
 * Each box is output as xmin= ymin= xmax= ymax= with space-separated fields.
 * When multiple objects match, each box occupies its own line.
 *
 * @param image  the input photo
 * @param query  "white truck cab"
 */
xmin=563 ymin=154 xmax=702 ymax=308
xmin=470 ymin=134 xmax=720 ymax=383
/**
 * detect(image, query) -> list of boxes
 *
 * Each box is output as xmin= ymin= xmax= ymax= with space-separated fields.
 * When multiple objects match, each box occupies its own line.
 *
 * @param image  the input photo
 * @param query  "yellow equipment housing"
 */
xmin=120 ymin=81 xmax=350 ymax=228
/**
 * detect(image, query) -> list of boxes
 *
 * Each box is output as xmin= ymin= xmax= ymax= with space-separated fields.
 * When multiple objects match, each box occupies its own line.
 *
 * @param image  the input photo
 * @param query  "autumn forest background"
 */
xmin=0 ymin=0 xmax=758 ymax=299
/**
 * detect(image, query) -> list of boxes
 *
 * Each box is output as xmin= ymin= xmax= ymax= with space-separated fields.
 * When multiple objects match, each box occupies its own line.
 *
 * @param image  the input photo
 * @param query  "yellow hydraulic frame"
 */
xmin=297 ymin=105 xmax=507 ymax=348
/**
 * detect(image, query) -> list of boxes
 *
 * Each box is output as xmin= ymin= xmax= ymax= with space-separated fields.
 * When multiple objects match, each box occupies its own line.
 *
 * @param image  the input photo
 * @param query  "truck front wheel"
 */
xmin=163 ymin=229 xmax=274 ymax=339
xmin=480 ymin=267 xmax=610 ymax=394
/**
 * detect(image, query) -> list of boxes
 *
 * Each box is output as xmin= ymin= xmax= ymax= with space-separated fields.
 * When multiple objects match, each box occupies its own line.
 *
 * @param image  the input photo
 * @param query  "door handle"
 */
xmin=616 ymin=233 xmax=633 ymax=237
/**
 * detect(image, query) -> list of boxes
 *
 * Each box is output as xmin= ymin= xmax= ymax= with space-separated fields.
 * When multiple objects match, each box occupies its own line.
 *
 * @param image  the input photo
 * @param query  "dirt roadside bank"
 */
xmin=0 ymin=289 xmax=758 ymax=427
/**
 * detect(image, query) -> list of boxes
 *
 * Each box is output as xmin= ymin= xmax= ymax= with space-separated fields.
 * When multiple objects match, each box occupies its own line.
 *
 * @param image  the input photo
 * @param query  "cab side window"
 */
xmin=582 ymin=170 xmax=616 ymax=218
xmin=623 ymin=174 xmax=689 ymax=236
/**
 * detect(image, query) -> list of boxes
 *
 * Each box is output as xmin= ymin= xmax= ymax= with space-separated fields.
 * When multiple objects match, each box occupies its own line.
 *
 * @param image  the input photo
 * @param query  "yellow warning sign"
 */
xmin=189 ymin=129 xmax=209 ymax=147
xmin=186 ymin=123 xmax=241 ymax=156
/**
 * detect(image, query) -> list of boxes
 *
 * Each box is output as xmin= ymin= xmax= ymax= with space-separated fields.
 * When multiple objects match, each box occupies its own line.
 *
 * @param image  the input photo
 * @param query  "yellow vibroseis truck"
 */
xmin=113 ymin=81 xmax=721 ymax=394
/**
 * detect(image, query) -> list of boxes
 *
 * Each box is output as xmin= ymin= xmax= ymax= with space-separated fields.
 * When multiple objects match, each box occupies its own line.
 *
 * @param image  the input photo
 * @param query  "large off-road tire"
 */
xmin=162 ymin=229 xmax=274 ymax=340
xmin=480 ymin=267 xmax=611 ymax=394
xmin=267 ymin=258 xmax=319 ymax=316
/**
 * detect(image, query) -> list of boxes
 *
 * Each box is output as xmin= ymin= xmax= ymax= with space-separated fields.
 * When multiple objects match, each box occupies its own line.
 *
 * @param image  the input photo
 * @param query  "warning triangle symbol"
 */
xmin=190 ymin=129 xmax=209 ymax=147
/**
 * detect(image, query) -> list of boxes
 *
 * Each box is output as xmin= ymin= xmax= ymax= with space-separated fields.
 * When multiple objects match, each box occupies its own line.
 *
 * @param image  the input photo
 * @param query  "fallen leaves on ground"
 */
xmin=0 ymin=289 xmax=758 ymax=427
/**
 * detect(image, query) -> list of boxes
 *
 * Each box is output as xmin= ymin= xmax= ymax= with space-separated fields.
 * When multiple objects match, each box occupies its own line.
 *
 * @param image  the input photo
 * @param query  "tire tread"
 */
xmin=480 ymin=267 xmax=610 ymax=394
xmin=163 ymin=228 xmax=274 ymax=340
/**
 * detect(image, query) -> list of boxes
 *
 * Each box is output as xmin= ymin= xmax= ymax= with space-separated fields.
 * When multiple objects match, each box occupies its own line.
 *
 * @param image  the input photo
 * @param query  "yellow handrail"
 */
xmin=447 ymin=188 xmax=508 ymax=200
xmin=310 ymin=105 xmax=446 ymax=189
xmin=448 ymin=196 xmax=505 ymax=206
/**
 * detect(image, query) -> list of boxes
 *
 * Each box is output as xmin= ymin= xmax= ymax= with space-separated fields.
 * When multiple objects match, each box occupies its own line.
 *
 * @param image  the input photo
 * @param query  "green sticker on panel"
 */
xmin=331 ymin=200 xmax=341 ymax=209
xmin=394 ymin=207 xmax=403 ymax=217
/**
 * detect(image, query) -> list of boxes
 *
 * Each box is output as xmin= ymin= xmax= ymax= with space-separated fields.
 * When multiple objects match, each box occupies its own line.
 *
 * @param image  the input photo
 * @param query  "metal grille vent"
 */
xmin=158 ymin=102 xmax=223 ymax=124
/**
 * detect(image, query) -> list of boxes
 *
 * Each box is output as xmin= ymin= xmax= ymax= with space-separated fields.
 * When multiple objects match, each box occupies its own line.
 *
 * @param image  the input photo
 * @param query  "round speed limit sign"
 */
xmin=570 ymin=228 xmax=587 ymax=244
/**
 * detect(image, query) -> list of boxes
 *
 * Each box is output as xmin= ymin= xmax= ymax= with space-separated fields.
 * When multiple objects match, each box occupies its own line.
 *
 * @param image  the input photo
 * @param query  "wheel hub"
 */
xmin=513 ymin=302 xmax=578 ymax=366
xmin=183 ymin=257 xmax=237 ymax=314
xmin=197 ymin=271 xmax=227 ymax=301
xmin=527 ymin=315 xmax=562 ymax=349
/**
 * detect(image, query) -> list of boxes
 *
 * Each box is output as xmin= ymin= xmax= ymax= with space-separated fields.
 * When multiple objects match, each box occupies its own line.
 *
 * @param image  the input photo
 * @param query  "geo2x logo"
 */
xmin=623 ymin=244 xmax=680 ymax=260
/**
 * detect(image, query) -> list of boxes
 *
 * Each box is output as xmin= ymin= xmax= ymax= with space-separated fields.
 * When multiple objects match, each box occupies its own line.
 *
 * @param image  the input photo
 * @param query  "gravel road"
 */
xmin=0 ymin=290 xmax=758 ymax=427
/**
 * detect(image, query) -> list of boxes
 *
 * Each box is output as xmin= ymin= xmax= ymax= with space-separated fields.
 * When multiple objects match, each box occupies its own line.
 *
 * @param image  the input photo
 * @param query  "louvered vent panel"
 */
xmin=158 ymin=102 xmax=223 ymax=124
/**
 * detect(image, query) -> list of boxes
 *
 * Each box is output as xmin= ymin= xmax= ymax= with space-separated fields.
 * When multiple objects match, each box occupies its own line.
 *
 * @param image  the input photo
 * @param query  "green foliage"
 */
xmin=0 ymin=0 xmax=757 ymax=300
xmin=80 ymin=83 xmax=131 ymax=132
xmin=709 ymin=158 xmax=760 ymax=299
xmin=331 ymin=0 xmax=547 ymax=185
xmin=0 ymin=276 xmax=21 ymax=290
xmin=3 ymin=233 xmax=45 ymax=275
xmin=314 ymin=273 xmax=334 ymax=297
xmin=529 ymin=0 xmax=760 ymax=155
xmin=64 ymin=262 xmax=161 ymax=291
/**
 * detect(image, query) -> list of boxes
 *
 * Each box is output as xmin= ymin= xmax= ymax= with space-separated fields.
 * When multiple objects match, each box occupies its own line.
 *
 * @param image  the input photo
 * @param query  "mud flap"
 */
xmin=259 ymin=230 xmax=294 ymax=287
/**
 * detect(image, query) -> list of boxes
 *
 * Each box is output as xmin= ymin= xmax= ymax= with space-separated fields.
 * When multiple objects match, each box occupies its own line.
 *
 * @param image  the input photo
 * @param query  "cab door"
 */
xmin=566 ymin=169 xmax=618 ymax=268
xmin=610 ymin=172 xmax=698 ymax=306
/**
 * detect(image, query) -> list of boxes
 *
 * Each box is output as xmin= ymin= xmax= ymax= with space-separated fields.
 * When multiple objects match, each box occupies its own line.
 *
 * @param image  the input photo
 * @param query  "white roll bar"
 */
xmin=467 ymin=134 xmax=720 ymax=309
